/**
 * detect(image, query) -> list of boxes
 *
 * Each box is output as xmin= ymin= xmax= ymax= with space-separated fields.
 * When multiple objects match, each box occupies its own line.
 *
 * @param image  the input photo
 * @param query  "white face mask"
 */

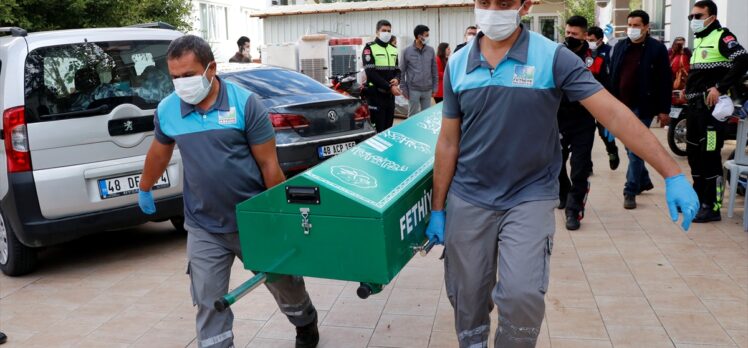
xmin=588 ymin=41 xmax=598 ymax=50
xmin=627 ymin=27 xmax=643 ymax=41
xmin=475 ymin=8 xmax=521 ymax=42
xmin=173 ymin=62 xmax=214 ymax=105
xmin=466 ymin=34 xmax=476 ymax=42
xmin=690 ymin=16 xmax=711 ymax=33
xmin=378 ymin=31 xmax=392 ymax=43
xmin=421 ymin=36 xmax=430 ymax=45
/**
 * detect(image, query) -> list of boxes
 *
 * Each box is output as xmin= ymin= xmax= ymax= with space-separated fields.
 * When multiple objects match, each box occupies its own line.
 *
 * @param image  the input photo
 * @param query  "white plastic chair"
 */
xmin=723 ymin=118 xmax=748 ymax=229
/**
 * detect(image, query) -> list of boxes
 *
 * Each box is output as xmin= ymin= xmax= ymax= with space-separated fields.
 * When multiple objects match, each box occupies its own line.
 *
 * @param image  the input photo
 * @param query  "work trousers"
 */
xmin=686 ymin=98 xmax=726 ymax=209
xmin=558 ymin=123 xmax=596 ymax=218
xmin=444 ymin=193 xmax=556 ymax=348
xmin=367 ymin=90 xmax=395 ymax=133
xmin=407 ymin=89 xmax=433 ymax=117
xmin=186 ymin=225 xmax=316 ymax=348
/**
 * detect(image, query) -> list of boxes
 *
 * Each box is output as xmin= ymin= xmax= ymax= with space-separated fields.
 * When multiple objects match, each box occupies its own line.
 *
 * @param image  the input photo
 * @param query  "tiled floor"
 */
xmin=1 ymin=127 xmax=747 ymax=347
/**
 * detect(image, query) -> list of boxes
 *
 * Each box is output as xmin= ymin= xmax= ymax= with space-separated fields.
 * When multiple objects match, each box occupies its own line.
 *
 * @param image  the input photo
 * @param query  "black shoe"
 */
xmin=0 ymin=332 xmax=6 ymax=345
xmin=623 ymin=195 xmax=636 ymax=209
xmin=565 ymin=213 xmax=580 ymax=231
xmin=693 ymin=205 xmax=722 ymax=223
xmin=637 ymin=182 xmax=654 ymax=194
xmin=609 ymin=153 xmax=620 ymax=170
xmin=296 ymin=314 xmax=319 ymax=348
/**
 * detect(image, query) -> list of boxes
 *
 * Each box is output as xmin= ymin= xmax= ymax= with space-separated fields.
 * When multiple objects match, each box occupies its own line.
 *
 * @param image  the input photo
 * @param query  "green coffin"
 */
xmin=236 ymin=104 xmax=443 ymax=287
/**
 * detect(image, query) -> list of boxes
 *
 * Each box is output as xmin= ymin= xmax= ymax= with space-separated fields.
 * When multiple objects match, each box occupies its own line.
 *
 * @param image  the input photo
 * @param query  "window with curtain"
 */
xmin=199 ymin=3 xmax=229 ymax=42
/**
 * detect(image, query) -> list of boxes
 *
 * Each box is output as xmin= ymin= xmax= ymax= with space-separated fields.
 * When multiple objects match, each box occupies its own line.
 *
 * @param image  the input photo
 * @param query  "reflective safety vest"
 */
xmin=369 ymin=43 xmax=398 ymax=68
xmin=691 ymin=28 xmax=729 ymax=66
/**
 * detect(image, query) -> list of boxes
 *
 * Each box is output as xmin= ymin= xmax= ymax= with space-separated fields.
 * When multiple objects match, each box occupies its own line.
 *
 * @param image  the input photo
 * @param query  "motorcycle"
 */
xmin=329 ymin=71 xmax=363 ymax=98
xmin=667 ymin=75 xmax=748 ymax=156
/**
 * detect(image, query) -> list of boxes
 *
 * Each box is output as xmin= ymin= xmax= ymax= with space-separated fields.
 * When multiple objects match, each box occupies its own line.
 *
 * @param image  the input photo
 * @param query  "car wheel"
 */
xmin=170 ymin=216 xmax=187 ymax=233
xmin=0 ymin=209 xmax=37 ymax=276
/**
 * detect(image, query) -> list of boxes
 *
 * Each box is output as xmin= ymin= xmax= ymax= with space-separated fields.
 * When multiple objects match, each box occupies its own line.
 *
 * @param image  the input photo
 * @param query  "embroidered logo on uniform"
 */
xmin=585 ymin=57 xmax=594 ymax=68
xmin=727 ymin=41 xmax=739 ymax=49
xmin=218 ymin=107 xmax=237 ymax=125
xmin=723 ymin=35 xmax=736 ymax=43
xmin=702 ymin=49 xmax=709 ymax=59
xmin=512 ymin=65 xmax=535 ymax=87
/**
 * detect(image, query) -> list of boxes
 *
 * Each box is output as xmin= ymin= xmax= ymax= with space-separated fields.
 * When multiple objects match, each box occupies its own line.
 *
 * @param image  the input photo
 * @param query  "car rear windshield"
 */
xmin=221 ymin=69 xmax=332 ymax=99
xmin=24 ymin=40 xmax=174 ymax=122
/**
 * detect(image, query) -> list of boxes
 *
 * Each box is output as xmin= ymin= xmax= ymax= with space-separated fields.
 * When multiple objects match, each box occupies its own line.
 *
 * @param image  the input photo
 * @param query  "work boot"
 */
xmin=295 ymin=314 xmax=319 ymax=348
xmin=609 ymin=152 xmax=620 ymax=170
xmin=693 ymin=204 xmax=722 ymax=223
xmin=557 ymin=198 xmax=566 ymax=210
xmin=638 ymin=182 xmax=654 ymax=194
xmin=565 ymin=211 xmax=580 ymax=231
xmin=623 ymin=194 xmax=637 ymax=209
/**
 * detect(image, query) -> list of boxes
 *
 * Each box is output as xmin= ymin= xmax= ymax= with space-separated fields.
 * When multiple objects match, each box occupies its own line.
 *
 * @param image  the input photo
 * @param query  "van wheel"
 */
xmin=0 ymin=209 xmax=37 ymax=276
xmin=170 ymin=216 xmax=187 ymax=233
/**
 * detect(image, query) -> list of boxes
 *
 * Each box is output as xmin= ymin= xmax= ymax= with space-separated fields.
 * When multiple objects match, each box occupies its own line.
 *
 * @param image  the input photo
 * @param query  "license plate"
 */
xmin=670 ymin=107 xmax=683 ymax=119
xmin=318 ymin=141 xmax=356 ymax=158
xmin=98 ymin=172 xmax=170 ymax=199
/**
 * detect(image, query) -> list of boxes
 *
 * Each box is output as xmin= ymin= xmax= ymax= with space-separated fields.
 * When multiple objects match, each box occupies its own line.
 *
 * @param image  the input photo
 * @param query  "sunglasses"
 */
xmin=687 ymin=13 xmax=711 ymax=20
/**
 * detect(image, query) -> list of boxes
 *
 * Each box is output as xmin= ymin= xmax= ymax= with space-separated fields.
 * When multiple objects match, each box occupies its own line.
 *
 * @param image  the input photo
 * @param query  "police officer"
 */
xmin=557 ymin=16 xmax=598 ymax=231
xmin=425 ymin=1 xmax=699 ymax=347
xmin=138 ymin=35 xmax=319 ymax=348
xmin=362 ymin=20 xmax=402 ymax=132
xmin=685 ymin=0 xmax=748 ymax=223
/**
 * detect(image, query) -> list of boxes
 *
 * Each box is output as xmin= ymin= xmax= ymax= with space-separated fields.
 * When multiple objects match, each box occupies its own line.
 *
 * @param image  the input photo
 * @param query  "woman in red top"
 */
xmin=669 ymin=36 xmax=691 ymax=105
xmin=434 ymin=43 xmax=451 ymax=103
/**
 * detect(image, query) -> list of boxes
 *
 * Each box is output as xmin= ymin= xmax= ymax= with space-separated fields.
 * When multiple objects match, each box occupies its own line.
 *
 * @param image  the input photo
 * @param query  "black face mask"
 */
xmin=564 ymin=36 xmax=583 ymax=49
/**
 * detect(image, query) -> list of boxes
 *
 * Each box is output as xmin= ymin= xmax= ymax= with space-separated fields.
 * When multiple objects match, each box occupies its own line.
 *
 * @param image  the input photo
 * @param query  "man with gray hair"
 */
xmin=138 ymin=35 xmax=319 ymax=348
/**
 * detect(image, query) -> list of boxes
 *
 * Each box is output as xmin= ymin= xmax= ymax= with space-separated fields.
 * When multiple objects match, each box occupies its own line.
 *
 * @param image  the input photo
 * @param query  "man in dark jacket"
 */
xmin=587 ymin=26 xmax=619 ymax=171
xmin=557 ymin=16 xmax=597 ymax=231
xmin=685 ymin=0 xmax=748 ymax=222
xmin=609 ymin=10 xmax=672 ymax=210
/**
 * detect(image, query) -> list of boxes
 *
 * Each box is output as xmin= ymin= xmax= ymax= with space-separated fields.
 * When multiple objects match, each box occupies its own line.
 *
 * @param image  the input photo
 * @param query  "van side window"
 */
xmin=24 ymin=40 xmax=173 ymax=122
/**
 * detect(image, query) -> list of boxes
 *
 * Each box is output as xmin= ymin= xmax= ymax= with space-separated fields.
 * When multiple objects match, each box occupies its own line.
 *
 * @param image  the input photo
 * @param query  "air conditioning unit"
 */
xmin=329 ymin=37 xmax=364 ymax=78
xmin=261 ymin=43 xmax=299 ymax=71
xmin=298 ymin=34 xmax=329 ymax=84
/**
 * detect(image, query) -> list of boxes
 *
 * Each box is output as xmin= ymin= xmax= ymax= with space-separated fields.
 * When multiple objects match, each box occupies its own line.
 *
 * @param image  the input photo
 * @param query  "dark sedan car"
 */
xmin=218 ymin=63 xmax=376 ymax=176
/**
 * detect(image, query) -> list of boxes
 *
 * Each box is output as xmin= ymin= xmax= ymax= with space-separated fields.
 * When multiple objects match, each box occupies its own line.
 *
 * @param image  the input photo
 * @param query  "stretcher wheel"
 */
xmin=357 ymin=284 xmax=373 ymax=299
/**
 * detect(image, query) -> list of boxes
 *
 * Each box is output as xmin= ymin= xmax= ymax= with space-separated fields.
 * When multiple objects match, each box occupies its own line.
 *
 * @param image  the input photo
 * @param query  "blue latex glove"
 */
xmin=138 ymin=190 xmax=156 ymax=215
xmin=602 ymin=128 xmax=615 ymax=142
xmin=665 ymin=174 xmax=699 ymax=231
xmin=426 ymin=210 xmax=445 ymax=245
xmin=604 ymin=24 xmax=614 ymax=39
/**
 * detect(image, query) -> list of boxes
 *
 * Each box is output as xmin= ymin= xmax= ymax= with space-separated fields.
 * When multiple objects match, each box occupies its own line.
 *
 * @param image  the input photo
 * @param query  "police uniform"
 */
xmin=362 ymin=38 xmax=401 ymax=132
xmin=442 ymin=27 xmax=601 ymax=347
xmin=685 ymin=20 xmax=748 ymax=219
xmin=557 ymin=41 xmax=597 ymax=223
xmin=154 ymin=77 xmax=317 ymax=348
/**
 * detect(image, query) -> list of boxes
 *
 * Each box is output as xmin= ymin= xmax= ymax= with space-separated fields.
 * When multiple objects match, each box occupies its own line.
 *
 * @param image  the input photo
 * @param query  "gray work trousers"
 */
xmin=444 ymin=194 xmax=556 ymax=348
xmin=186 ymin=225 xmax=316 ymax=348
xmin=407 ymin=89 xmax=433 ymax=117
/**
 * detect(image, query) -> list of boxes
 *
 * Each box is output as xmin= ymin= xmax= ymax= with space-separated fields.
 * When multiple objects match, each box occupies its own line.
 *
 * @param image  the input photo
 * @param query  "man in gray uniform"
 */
xmin=400 ymin=24 xmax=438 ymax=116
xmin=425 ymin=1 xmax=699 ymax=347
xmin=138 ymin=35 xmax=319 ymax=348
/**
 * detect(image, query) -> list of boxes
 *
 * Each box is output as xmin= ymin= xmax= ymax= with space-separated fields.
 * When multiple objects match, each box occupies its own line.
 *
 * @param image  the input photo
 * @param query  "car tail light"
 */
xmin=3 ymin=107 xmax=31 ymax=173
xmin=354 ymin=104 xmax=370 ymax=122
xmin=269 ymin=113 xmax=310 ymax=130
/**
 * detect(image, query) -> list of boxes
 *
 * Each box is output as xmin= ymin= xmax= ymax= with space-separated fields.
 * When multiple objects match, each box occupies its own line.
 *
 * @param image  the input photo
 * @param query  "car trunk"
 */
xmin=268 ymin=96 xmax=363 ymax=137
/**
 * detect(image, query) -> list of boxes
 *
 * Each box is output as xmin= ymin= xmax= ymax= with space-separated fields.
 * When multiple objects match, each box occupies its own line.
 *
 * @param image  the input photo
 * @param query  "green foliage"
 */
xmin=562 ymin=0 xmax=597 ymax=28
xmin=0 ymin=0 xmax=194 ymax=33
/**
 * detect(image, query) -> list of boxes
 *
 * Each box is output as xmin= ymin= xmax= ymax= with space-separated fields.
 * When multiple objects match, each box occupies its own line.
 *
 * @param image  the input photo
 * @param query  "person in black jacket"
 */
xmin=587 ymin=26 xmax=620 ymax=171
xmin=609 ymin=10 xmax=672 ymax=210
xmin=557 ymin=16 xmax=597 ymax=231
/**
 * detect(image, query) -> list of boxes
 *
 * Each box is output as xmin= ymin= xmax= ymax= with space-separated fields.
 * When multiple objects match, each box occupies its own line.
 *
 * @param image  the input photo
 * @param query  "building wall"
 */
xmin=260 ymin=2 xmax=565 ymax=51
xmin=188 ymin=0 xmax=270 ymax=62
